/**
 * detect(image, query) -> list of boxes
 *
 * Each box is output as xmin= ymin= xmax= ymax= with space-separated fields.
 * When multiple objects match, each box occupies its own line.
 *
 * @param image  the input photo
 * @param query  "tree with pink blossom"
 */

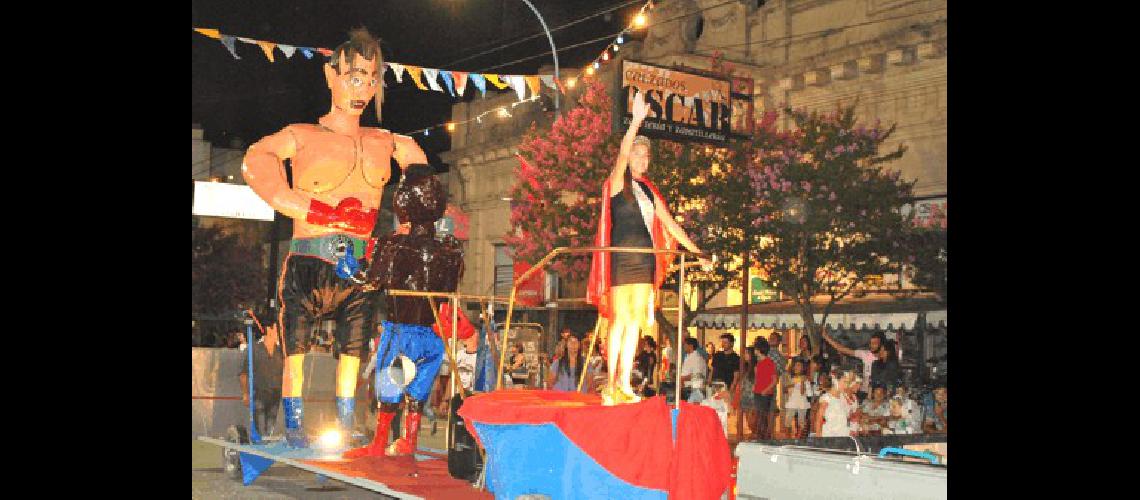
xmin=745 ymin=103 xmax=912 ymax=347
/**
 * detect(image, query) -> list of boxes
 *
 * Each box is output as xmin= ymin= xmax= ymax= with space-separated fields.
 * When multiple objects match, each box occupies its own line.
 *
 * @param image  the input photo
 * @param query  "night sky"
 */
xmin=191 ymin=0 xmax=639 ymax=157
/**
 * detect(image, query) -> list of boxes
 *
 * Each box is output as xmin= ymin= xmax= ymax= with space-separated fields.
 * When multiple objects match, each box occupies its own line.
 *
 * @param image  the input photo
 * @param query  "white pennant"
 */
xmin=508 ymin=75 xmax=527 ymax=101
xmin=236 ymin=37 xmax=257 ymax=45
xmin=387 ymin=62 xmax=406 ymax=83
xmin=422 ymin=68 xmax=444 ymax=92
xmin=278 ymin=44 xmax=296 ymax=59
xmin=539 ymin=75 xmax=558 ymax=91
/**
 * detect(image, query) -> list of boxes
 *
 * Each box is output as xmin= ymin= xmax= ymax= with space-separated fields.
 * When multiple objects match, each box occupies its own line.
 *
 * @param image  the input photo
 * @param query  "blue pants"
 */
xmin=374 ymin=321 xmax=444 ymax=404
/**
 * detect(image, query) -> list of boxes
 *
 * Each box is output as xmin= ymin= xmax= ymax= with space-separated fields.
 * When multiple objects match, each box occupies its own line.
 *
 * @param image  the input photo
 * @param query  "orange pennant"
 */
xmin=256 ymin=41 xmax=276 ymax=62
xmin=193 ymin=28 xmax=221 ymax=40
xmin=525 ymin=76 xmax=542 ymax=98
xmin=484 ymin=74 xmax=510 ymax=89
xmin=406 ymin=66 xmax=429 ymax=90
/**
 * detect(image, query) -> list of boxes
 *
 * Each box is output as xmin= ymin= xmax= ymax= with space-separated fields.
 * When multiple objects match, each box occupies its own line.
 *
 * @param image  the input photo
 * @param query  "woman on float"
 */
xmin=586 ymin=90 xmax=710 ymax=405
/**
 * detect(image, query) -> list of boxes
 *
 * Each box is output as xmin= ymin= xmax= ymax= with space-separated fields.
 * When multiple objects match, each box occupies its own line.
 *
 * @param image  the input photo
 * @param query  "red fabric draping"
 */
xmin=458 ymin=390 xmax=732 ymax=499
xmin=432 ymin=301 xmax=475 ymax=340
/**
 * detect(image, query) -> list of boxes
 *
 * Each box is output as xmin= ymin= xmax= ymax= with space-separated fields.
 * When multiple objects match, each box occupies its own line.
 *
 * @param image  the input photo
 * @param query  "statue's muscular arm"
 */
xmin=242 ymin=126 xmax=312 ymax=220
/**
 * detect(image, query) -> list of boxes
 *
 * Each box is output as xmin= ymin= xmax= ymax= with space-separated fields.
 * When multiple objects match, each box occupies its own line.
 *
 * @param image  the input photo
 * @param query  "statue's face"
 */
xmin=324 ymin=52 xmax=379 ymax=116
xmin=394 ymin=173 xmax=446 ymax=224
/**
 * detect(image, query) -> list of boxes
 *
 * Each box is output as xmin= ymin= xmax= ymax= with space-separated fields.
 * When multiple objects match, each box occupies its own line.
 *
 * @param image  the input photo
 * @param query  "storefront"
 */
xmin=691 ymin=293 xmax=947 ymax=387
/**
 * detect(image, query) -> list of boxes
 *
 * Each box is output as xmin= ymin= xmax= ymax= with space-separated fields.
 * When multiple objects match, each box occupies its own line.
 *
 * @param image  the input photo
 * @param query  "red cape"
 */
xmin=586 ymin=177 xmax=677 ymax=320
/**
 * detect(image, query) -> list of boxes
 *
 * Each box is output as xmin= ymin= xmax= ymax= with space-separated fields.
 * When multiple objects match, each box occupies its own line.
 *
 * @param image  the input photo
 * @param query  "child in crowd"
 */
xmin=923 ymin=386 xmax=947 ymax=433
xmin=782 ymin=359 xmax=814 ymax=439
xmin=814 ymin=371 xmax=851 ymax=437
xmin=861 ymin=385 xmax=891 ymax=435
xmin=809 ymin=371 xmax=832 ymax=437
xmin=702 ymin=381 xmax=731 ymax=437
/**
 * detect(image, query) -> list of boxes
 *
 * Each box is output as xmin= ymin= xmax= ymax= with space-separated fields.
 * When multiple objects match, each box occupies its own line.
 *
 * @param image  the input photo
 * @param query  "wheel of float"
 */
xmin=223 ymin=424 xmax=250 ymax=481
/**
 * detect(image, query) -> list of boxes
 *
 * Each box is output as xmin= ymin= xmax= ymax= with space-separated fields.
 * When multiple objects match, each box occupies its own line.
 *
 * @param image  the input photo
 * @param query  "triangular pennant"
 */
xmin=299 ymin=47 xmax=314 ymax=59
xmin=193 ymin=28 xmax=221 ymax=40
xmin=484 ymin=74 xmax=510 ymax=89
xmin=238 ymin=452 xmax=275 ymax=486
xmin=422 ymin=68 xmax=444 ymax=92
xmin=220 ymin=35 xmax=241 ymax=60
xmin=453 ymin=71 xmax=469 ymax=97
xmin=256 ymin=41 xmax=276 ymax=63
xmin=317 ymin=48 xmax=333 ymax=57
xmin=469 ymin=73 xmax=487 ymax=97
xmin=387 ymin=62 xmax=406 ymax=83
xmin=508 ymin=75 xmax=527 ymax=101
xmin=405 ymin=66 xmax=429 ymax=90
xmin=440 ymin=71 xmax=456 ymax=97
xmin=539 ymin=75 xmax=559 ymax=91
xmin=278 ymin=44 xmax=296 ymax=59
xmin=236 ymin=37 xmax=257 ymax=44
xmin=525 ymin=76 xmax=542 ymax=98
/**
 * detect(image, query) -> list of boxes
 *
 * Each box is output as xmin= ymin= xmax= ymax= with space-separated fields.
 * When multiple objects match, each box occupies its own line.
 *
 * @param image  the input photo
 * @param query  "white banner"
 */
xmin=192 ymin=181 xmax=275 ymax=221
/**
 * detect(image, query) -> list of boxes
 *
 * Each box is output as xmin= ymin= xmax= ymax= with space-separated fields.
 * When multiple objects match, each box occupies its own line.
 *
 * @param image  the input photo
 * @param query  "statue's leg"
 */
xmin=333 ymin=285 xmax=375 ymax=437
xmin=388 ymin=327 xmax=443 ymax=456
xmin=280 ymin=300 xmax=313 ymax=448
xmin=344 ymin=323 xmax=401 ymax=459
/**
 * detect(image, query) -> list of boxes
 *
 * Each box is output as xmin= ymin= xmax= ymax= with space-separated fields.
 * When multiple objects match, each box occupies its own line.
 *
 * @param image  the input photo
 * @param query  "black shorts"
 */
xmin=278 ymin=254 xmax=376 ymax=358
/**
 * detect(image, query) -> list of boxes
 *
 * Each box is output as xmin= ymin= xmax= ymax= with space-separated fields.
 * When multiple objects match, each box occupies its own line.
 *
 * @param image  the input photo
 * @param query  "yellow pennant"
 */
xmin=193 ymin=28 xmax=221 ymax=40
xmin=406 ymin=66 xmax=429 ymax=90
xmin=484 ymin=74 xmax=510 ymax=89
xmin=256 ymin=41 xmax=276 ymax=62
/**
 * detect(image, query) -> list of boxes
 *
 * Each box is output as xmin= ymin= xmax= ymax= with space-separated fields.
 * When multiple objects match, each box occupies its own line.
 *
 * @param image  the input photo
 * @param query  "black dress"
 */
xmin=610 ymin=180 xmax=656 ymax=286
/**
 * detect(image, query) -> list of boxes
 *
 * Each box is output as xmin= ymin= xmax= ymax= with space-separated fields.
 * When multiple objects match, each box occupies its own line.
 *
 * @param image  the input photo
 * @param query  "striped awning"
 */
xmin=692 ymin=311 xmax=946 ymax=331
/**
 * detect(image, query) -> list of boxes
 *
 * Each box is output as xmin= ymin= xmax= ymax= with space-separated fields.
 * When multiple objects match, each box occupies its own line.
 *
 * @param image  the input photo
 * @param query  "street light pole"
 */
xmin=517 ymin=0 xmax=560 ymax=116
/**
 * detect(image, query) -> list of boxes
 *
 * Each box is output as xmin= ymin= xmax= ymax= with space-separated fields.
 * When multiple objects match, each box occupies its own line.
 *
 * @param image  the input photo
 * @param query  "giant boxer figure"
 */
xmin=242 ymin=28 xmax=428 ymax=447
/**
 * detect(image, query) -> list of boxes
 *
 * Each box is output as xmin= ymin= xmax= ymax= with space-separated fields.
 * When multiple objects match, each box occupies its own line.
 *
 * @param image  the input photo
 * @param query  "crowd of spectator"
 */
xmin=205 ymin=314 xmax=947 ymax=442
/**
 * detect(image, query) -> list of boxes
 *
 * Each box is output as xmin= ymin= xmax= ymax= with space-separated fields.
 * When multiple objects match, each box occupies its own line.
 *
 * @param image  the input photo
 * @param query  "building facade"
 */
xmin=442 ymin=0 xmax=946 ymax=311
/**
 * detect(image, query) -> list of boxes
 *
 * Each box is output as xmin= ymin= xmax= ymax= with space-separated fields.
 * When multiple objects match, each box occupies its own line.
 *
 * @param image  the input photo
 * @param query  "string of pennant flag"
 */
xmin=193 ymin=27 xmax=565 ymax=102
xmin=193 ymin=0 xmax=658 ymax=137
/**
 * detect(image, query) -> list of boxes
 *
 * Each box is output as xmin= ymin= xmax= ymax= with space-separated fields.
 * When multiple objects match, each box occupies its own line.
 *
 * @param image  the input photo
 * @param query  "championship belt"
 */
xmin=289 ymin=234 xmax=368 ymax=264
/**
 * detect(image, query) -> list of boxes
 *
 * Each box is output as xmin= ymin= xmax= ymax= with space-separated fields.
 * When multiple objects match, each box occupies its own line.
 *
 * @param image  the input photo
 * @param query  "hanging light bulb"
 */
xmin=633 ymin=12 xmax=648 ymax=28
xmin=613 ymin=43 xmax=620 ymax=52
xmin=424 ymin=129 xmax=430 ymax=136
xmin=446 ymin=122 xmax=456 ymax=132
xmin=566 ymin=77 xmax=577 ymax=88
xmin=585 ymin=66 xmax=595 ymax=76
xmin=602 ymin=50 xmax=610 ymax=62
xmin=616 ymin=34 xmax=624 ymax=44
xmin=593 ymin=61 xmax=600 ymax=69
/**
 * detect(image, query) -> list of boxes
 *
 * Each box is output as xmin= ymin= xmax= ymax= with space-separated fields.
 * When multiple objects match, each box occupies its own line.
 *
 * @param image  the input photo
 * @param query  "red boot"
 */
xmin=386 ymin=410 xmax=422 ymax=456
xmin=343 ymin=411 xmax=396 ymax=459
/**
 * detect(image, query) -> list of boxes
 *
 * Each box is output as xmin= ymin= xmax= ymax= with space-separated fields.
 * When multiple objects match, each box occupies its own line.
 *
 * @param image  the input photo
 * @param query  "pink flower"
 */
xmin=829 ymin=192 xmax=837 ymax=201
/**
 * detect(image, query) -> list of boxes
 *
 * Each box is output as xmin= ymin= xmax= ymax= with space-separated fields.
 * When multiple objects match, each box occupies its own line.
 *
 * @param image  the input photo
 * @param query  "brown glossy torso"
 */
xmin=367 ymin=232 xmax=464 ymax=325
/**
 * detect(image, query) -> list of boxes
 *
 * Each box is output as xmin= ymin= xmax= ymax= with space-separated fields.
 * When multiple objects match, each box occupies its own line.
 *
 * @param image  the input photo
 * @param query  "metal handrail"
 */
xmin=494 ymin=246 xmax=705 ymax=411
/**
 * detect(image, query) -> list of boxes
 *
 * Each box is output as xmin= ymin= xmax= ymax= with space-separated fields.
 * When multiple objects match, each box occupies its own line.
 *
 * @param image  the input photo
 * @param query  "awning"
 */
xmin=690 ymin=292 xmax=946 ymax=331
